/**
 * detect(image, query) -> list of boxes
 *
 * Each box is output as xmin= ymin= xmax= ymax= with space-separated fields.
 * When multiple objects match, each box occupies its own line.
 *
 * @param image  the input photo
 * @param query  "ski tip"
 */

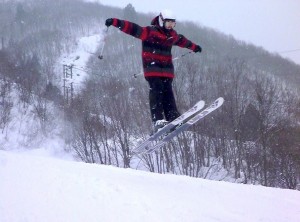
xmin=215 ymin=97 xmax=224 ymax=107
xmin=218 ymin=97 xmax=224 ymax=103
xmin=197 ymin=100 xmax=205 ymax=107
xmin=207 ymin=97 xmax=224 ymax=109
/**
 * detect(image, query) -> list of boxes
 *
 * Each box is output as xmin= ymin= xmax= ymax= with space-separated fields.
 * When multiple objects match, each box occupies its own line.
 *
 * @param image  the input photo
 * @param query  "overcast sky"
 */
xmin=88 ymin=0 xmax=300 ymax=65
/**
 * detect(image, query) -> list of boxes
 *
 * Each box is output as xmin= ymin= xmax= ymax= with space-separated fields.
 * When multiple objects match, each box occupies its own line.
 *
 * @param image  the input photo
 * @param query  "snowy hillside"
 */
xmin=1 ymin=33 xmax=103 ymax=151
xmin=57 ymin=34 xmax=102 ymax=94
xmin=1 ymin=150 xmax=300 ymax=222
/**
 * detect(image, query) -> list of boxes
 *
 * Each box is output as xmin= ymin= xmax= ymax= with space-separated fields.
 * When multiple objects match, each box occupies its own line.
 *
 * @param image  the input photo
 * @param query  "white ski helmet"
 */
xmin=159 ymin=9 xmax=176 ymax=27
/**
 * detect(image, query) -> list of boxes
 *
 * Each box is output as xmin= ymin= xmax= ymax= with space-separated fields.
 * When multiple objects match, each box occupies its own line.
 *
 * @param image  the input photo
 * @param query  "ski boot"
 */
xmin=153 ymin=119 xmax=169 ymax=134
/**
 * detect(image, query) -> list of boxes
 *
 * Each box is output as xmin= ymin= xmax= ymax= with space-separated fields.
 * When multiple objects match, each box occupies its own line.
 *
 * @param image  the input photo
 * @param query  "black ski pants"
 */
xmin=146 ymin=77 xmax=180 ymax=123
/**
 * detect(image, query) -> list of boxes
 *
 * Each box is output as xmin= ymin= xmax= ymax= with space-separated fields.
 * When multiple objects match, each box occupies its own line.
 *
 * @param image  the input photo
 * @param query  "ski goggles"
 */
xmin=164 ymin=19 xmax=176 ymax=29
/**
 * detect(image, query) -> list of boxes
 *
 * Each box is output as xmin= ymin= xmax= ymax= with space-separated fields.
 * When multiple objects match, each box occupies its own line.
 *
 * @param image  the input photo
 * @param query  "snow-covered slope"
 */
xmin=1 ymin=33 xmax=103 ymax=151
xmin=57 ymin=34 xmax=102 ymax=94
xmin=1 ymin=150 xmax=299 ymax=222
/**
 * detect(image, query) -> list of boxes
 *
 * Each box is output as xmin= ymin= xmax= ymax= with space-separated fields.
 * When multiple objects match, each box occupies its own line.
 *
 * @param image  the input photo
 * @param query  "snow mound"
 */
xmin=1 ymin=150 xmax=300 ymax=222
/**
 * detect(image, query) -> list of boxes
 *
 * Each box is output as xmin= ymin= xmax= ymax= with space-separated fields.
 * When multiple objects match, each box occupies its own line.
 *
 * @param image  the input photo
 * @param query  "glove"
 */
xmin=193 ymin=45 xmax=202 ymax=53
xmin=105 ymin=18 xmax=113 ymax=27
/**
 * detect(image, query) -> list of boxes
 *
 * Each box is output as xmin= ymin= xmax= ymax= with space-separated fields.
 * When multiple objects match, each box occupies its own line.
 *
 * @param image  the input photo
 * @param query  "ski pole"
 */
xmin=172 ymin=51 xmax=193 ymax=61
xmin=98 ymin=27 xmax=109 ymax=60
xmin=133 ymin=51 xmax=194 ymax=78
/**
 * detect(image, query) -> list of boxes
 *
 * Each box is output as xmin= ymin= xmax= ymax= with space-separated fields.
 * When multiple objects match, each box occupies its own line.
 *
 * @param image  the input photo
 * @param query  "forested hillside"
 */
xmin=0 ymin=0 xmax=299 ymax=189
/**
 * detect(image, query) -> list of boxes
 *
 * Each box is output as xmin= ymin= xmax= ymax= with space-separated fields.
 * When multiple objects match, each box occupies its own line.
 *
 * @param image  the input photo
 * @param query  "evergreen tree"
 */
xmin=123 ymin=3 xmax=137 ymax=21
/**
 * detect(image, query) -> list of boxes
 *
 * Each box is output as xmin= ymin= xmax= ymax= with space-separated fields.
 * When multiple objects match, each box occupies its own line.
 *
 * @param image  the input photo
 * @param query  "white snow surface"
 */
xmin=1 ymin=149 xmax=300 ymax=222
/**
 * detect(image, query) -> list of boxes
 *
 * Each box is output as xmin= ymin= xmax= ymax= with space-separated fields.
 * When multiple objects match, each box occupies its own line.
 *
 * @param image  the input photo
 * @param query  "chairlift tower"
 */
xmin=63 ymin=64 xmax=74 ymax=105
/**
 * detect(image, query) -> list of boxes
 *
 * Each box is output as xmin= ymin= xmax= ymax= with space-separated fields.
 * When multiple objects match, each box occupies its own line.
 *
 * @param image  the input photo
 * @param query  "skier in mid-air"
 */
xmin=105 ymin=10 xmax=202 ymax=133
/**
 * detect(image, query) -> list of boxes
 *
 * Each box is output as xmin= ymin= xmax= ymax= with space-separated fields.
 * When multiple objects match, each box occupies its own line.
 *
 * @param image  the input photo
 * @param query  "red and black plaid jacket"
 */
xmin=110 ymin=16 xmax=199 ymax=78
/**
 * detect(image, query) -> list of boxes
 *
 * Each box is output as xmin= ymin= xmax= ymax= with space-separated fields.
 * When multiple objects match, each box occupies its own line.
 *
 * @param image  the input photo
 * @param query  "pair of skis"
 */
xmin=132 ymin=97 xmax=224 ymax=155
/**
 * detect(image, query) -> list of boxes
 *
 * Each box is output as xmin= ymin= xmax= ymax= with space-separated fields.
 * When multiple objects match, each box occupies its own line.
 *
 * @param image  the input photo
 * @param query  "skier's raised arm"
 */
xmin=174 ymin=34 xmax=202 ymax=53
xmin=105 ymin=18 xmax=148 ymax=40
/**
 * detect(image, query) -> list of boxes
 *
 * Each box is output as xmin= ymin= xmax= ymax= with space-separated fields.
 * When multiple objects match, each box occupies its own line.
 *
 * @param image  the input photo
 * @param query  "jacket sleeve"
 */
xmin=111 ymin=18 xmax=148 ymax=41
xmin=174 ymin=34 xmax=198 ymax=51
